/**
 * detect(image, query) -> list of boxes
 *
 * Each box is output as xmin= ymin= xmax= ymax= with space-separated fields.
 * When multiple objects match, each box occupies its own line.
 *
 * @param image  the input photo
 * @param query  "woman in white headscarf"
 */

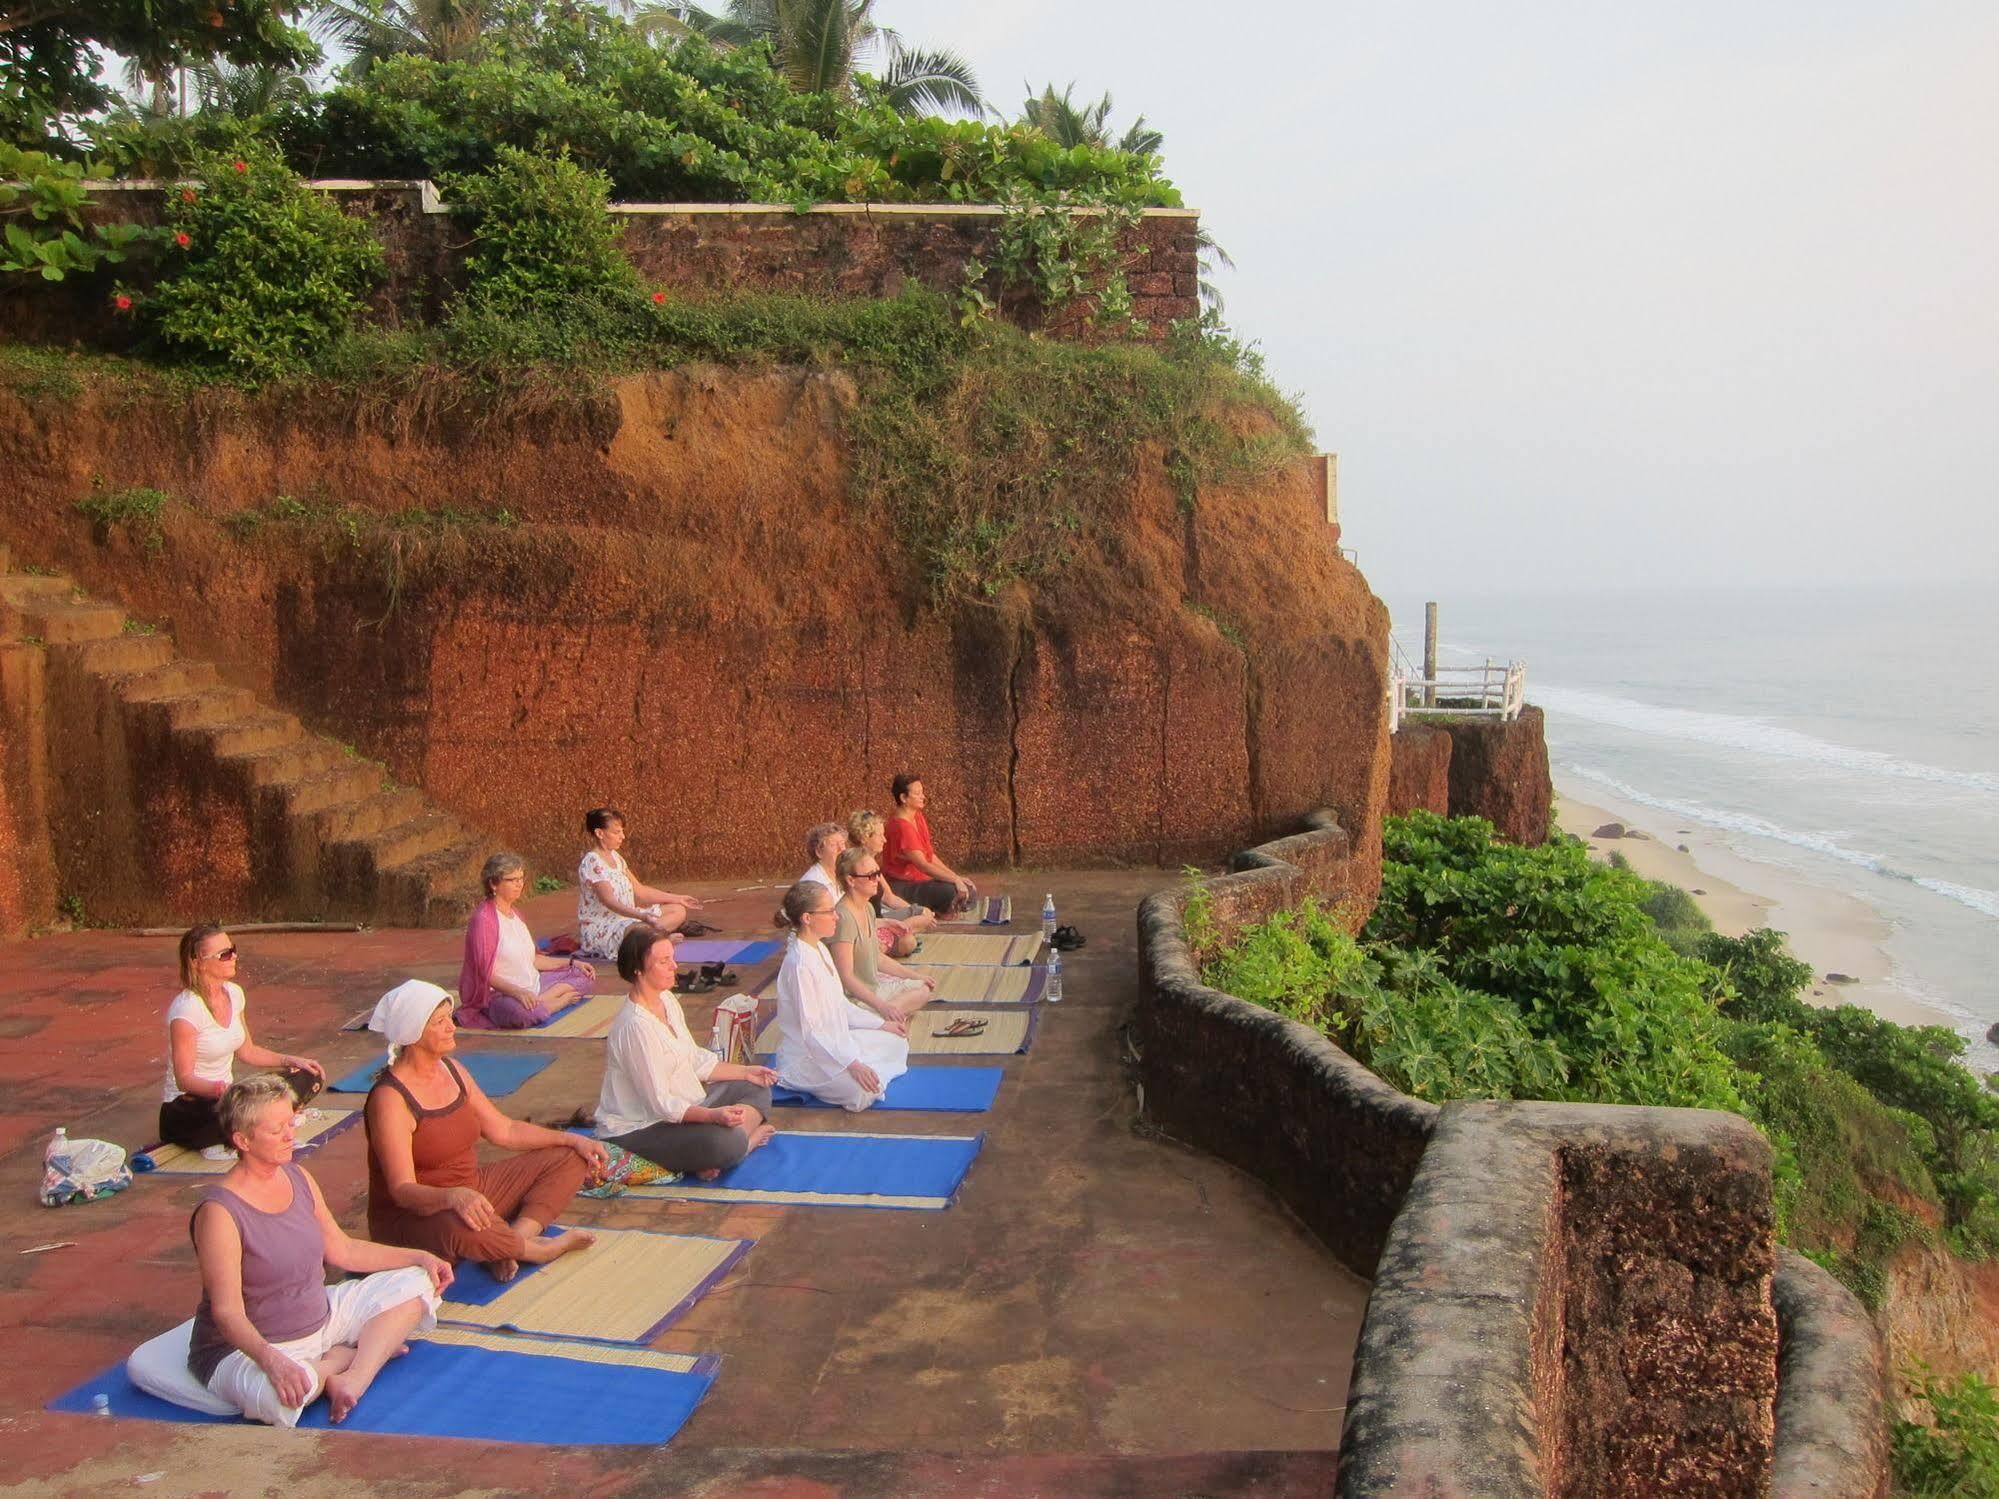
xmin=362 ymin=981 xmax=606 ymax=1283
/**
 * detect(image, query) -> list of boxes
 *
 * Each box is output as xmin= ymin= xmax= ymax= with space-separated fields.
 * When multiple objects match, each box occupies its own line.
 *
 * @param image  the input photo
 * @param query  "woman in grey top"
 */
xmin=188 ymin=1075 xmax=452 ymax=1426
xmin=828 ymin=846 xmax=938 ymax=1023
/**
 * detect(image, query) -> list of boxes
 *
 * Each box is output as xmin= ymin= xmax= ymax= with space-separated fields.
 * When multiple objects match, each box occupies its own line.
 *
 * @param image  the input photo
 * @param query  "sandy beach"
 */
xmin=1553 ymin=777 xmax=1958 ymax=1031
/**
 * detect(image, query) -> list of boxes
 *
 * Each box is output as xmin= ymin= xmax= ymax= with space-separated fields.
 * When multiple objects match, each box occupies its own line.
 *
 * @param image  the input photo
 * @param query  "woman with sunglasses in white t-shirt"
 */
xmin=161 ymin=924 xmax=327 ymax=1160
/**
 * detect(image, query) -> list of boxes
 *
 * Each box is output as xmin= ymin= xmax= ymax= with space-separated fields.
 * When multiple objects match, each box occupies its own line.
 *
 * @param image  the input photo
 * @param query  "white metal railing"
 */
xmin=1388 ymin=660 xmax=1527 ymax=733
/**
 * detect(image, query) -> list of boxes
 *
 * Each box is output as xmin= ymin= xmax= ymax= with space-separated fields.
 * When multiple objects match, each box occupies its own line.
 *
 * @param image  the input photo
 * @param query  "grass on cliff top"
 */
xmin=0 ymin=293 xmax=1311 ymax=607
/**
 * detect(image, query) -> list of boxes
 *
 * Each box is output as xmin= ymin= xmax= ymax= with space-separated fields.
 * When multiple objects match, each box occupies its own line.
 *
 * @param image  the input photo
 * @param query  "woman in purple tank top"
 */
xmin=189 ymin=1075 xmax=454 ymax=1427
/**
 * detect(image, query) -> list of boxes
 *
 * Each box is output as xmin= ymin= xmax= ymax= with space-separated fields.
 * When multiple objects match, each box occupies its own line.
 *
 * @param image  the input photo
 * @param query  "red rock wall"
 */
xmin=1442 ymin=707 xmax=1553 ymax=846
xmin=0 ymin=185 xmax=1200 ymax=346
xmin=1387 ymin=724 xmax=1451 ymax=817
xmin=0 ymin=372 xmax=1388 ymax=886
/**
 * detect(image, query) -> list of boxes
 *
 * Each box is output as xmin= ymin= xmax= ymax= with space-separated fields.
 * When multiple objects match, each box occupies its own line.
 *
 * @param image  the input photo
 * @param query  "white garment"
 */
xmin=773 ymin=938 xmax=908 ymax=1112
xmin=203 ymin=1266 xmax=439 ymax=1428
xmin=163 ymin=985 xmax=247 ymax=1103
xmin=798 ymin=864 xmax=835 ymax=891
xmin=577 ymin=850 xmax=663 ymax=959
xmin=595 ymin=995 xmax=718 ymax=1137
xmin=490 ymin=908 xmax=540 ymax=994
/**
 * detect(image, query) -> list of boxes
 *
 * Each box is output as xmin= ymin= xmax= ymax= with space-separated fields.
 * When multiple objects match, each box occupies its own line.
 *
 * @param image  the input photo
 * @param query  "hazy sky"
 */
xmin=895 ymin=1 xmax=1999 ymax=597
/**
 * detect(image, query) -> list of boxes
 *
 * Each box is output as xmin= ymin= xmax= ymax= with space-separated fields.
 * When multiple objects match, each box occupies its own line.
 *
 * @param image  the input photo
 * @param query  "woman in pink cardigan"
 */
xmin=455 ymin=853 xmax=595 ymax=1030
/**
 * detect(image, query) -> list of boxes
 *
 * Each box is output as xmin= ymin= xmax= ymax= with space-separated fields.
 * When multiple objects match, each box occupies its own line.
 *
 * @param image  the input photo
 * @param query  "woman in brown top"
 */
xmin=362 ymin=980 xmax=606 ymax=1282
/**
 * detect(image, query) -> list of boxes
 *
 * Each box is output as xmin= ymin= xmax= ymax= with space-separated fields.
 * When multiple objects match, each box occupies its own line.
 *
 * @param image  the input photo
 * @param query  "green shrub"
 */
xmin=1201 ymin=902 xmax=1367 ymax=1031
xmin=0 ymin=144 xmax=153 ymax=283
xmin=1639 ymin=878 xmax=1711 ymax=956
xmin=442 ymin=147 xmax=641 ymax=320
xmin=1894 ymin=1367 xmax=1999 ymax=1497
xmin=272 ymin=10 xmax=1177 ymax=208
xmin=139 ymin=143 xmax=384 ymax=379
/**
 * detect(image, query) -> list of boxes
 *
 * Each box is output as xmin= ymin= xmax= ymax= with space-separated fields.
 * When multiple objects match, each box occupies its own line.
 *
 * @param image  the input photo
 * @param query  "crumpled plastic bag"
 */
xmin=41 ymin=1137 xmax=133 ymax=1207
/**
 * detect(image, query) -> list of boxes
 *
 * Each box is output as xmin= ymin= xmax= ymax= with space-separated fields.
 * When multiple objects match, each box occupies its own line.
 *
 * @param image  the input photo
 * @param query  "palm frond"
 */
xmin=878 ymin=41 xmax=982 ymax=117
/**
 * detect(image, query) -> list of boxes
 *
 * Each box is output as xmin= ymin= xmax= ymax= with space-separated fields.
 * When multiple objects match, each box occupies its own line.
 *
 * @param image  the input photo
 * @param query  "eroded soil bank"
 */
xmin=0 ymin=368 xmax=1390 ymax=888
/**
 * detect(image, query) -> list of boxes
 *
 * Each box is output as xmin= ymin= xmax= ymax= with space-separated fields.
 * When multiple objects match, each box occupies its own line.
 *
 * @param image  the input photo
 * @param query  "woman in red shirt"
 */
xmin=881 ymin=773 xmax=975 ymax=916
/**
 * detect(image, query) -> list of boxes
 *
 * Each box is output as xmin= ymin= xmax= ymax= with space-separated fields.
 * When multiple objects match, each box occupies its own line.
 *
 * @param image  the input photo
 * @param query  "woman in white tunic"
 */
xmin=772 ymin=881 xmax=910 ymax=1112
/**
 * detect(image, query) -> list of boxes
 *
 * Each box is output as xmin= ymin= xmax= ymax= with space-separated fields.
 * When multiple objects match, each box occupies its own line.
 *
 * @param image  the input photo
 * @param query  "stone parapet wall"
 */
xmin=0 ymin=182 xmax=1200 ymax=346
xmin=1133 ymin=811 xmax=1889 ymax=1496
xmin=1135 ymin=812 xmax=1437 ymax=1277
xmin=1771 ymin=1251 xmax=1891 ymax=1499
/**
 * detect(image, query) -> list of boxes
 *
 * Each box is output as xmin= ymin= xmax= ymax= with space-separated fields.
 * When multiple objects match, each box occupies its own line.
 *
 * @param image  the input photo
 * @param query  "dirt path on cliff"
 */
xmin=0 ymin=870 xmax=1361 ymax=1497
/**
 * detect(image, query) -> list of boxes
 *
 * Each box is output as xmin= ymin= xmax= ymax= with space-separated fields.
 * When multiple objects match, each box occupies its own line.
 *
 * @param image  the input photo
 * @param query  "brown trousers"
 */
xmin=370 ymin=1147 xmax=588 ymax=1266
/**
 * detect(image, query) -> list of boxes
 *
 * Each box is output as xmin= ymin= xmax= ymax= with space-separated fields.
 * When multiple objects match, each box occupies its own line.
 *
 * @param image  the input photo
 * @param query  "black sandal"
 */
xmin=1051 ymin=925 xmax=1087 ymax=951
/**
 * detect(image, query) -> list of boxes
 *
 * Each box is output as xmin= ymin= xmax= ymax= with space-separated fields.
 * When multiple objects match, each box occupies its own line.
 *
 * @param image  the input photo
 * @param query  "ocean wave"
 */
xmin=1534 ymin=684 xmax=1999 ymax=797
xmin=1562 ymin=765 xmax=1999 ymax=924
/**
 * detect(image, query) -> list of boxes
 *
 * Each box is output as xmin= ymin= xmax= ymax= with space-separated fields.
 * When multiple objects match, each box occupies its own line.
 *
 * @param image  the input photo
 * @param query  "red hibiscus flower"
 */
xmin=232 ymin=159 xmax=247 ymax=173
xmin=651 ymin=290 xmax=667 ymax=304
xmin=174 ymin=232 xmax=191 ymax=248
xmin=113 ymin=294 xmax=133 ymax=311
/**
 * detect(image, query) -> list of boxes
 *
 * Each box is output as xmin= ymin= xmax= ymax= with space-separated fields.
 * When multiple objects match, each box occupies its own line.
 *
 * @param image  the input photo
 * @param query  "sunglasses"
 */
xmin=852 ymin=869 xmax=882 ymax=881
xmin=206 ymin=946 xmax=238 ymax=961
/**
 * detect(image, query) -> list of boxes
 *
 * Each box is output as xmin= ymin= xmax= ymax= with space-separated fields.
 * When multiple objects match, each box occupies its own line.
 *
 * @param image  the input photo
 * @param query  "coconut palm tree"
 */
xmin=1019 ymin=83 xmax=1160 ymax=156
xmin=643 ymin=0 xmax=982 ymax=116
xmin=190 ymin=58 xmax=315 ymax=115
xmin=312 ymin=0 xmax=495 ymax=70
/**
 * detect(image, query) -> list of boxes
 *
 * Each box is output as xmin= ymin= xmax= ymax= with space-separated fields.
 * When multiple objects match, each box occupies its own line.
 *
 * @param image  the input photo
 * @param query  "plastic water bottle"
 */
xmin=46 ymin=1126 xmax=68 ymax=1170
xmin=1041 ymin=893 xmax=1057 ymax=941
xmin=1047 ymin=949 xmax=1063 ymax=1004
xmin=92 ymin=1393 xmax=110 ymax=1417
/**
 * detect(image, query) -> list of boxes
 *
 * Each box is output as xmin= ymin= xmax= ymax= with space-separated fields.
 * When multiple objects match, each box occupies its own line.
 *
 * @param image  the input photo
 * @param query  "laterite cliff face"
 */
xmin=0 ymin=370 xmax=1391 ymax=891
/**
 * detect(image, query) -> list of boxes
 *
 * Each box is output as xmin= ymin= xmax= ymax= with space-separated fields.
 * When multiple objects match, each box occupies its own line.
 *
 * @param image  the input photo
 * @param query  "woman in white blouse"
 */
xmin=772 ymin=881 xmax=910 ymax=1112
xmin=595 ymin=928 xmax=777 ymax=1177
xmin=161 ymin=925 xmax=326 ymax=1158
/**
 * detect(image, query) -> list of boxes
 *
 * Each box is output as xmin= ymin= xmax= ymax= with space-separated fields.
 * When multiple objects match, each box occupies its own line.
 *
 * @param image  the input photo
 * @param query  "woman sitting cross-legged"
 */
xmin=187 ymin=1074 xmax=452 ymax=1427
xmin=772 ymin=880 xmax=910 ymax=1113
xmin=577 ymin=806 xmax=708 ymax=959
xmin=797 ymin=821 xmax=846 ymax=895
xmin=456 ymin=852 xmax=595 ymax=1031
xmin=161 ymin=924 xmax=327 ymax=1160
xmin=364 ymin=980 xmax=605 ymax=1282
xmin=829 ymin=847 xmax=938 ymax=1023
xmin=881 ymin=773 xmax=976 ymax=917
xmin=595 ymin=927 xmax=779 ymax=1179
xmin=846 ymin=809 xmax=936 ymax=957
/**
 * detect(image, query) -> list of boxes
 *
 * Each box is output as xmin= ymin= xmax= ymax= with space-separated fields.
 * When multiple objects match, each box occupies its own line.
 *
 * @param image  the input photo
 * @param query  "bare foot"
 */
xmin=324 ymin=1368 xmax=374 ymax=1424
xmin=696 ymin=1167 xmax=723 ymax=1181
xmin=310 ymin=1343 xmax=358 ymax=1394
xmin=489 ymin=1257 xmax=520 ymax=1283
xmin=519 ymin=1228 xmax=596 ymax=1265
xmin=745 ymin=1124 xmax=777 ymax=1154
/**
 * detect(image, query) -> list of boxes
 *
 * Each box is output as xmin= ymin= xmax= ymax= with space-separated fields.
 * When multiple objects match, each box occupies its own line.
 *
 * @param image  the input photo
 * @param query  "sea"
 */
xmin=1385 ymin=583 xmax=1999 ymax=1074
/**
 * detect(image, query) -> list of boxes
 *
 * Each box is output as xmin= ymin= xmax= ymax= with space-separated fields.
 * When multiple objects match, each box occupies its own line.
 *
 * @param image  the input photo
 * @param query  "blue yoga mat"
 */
xmin=771 ymin=1065 xmax=1004 ymax=1113
xmin=671 ymin=938 xmax=781 ymax=965
xmin=49 ymin=1336 xmax=717 ymax=1445
xmin=710 ymin=1131 xmax=982 ymax=1198
xmin=330 ymin=1051 xmax=554 ymax=1098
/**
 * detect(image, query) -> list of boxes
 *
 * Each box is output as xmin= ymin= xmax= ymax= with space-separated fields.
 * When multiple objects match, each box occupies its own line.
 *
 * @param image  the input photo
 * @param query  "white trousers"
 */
xmin=206 ymin=1266 xmax=439 ymax=1427
xmin=798 ymin=1029 xmax=911 ymax=1113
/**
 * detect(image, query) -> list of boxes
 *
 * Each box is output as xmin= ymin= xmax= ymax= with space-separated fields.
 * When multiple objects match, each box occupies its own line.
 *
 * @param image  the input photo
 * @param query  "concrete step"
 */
xmin=383 ymin=836 xmax=487 ymax=927
xmin=18 ymin=599 xmax=124 ymax=644
xmin=114 ymin=659 xmax=222 ymax=703
xmin=222 ymin=737 xmax=350 ymax=790
xmin=357 ymin=811 xmax=464 ymax=872
xmin=201 ymin=710 xmax=302 ymax=760
xmin=316 ymin=787 xmax=428 ymax=845
xmin=283 ymin=760 xmax=390 ymax=817
xmin=65 ymin=632 xmax=176 ymax=677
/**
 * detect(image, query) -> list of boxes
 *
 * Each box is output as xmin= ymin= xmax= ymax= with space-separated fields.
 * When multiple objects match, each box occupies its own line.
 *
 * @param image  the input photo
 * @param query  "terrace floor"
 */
xmin=0 ymin=870 xmax=1364 ymax=1497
